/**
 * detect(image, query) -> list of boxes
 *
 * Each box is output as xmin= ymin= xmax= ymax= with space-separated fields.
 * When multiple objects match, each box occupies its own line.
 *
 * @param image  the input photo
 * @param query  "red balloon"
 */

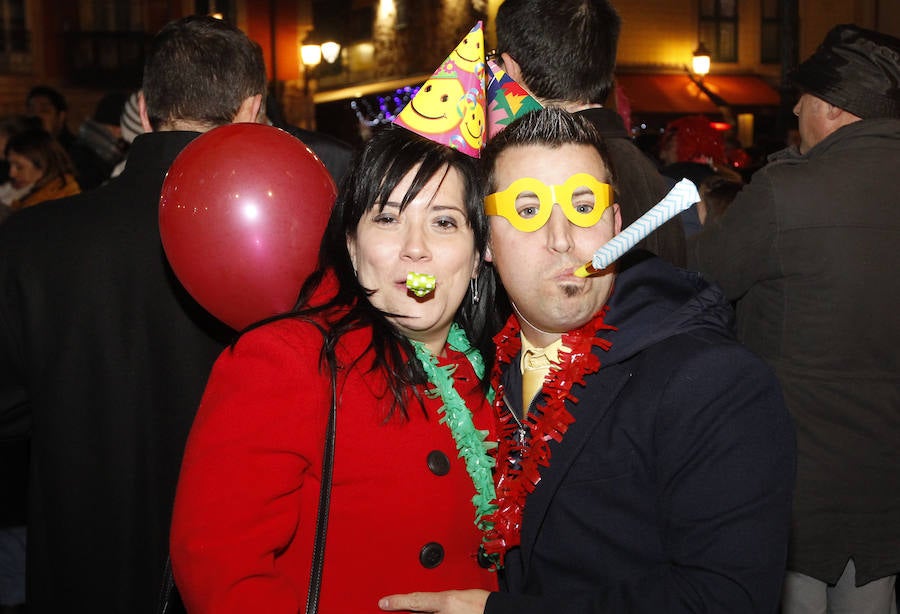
xmin=159 ymin=123 xmax=336 ymax=330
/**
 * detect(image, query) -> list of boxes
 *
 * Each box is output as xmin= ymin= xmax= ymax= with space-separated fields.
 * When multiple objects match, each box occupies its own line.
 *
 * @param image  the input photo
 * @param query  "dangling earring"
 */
xmin=470 ymin=277 xmax=480 ymax=304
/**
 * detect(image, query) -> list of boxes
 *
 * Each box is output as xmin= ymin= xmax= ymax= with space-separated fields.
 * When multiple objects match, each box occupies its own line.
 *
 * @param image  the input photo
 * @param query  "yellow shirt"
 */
xmin=520 ymin=335 xmax=569 ymax=412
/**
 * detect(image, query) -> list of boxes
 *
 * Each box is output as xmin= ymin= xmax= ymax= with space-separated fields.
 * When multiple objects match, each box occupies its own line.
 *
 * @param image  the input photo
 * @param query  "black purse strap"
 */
xmin=158 ymin=363 xmax=338 ymax=614
xmin=304 ymin=362 xmax=338 ymax=614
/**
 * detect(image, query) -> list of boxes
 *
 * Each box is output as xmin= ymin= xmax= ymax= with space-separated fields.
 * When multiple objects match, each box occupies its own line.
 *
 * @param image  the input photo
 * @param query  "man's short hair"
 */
xmin=481 ymin=107 xmax=616 ymax=195
xmin=142 ymin=16 xmax=266 ymax=130
xmin=26 ymin=86 xmax=68 ymax=112
xmin=496 ymin=0 xmax=621 ymax=105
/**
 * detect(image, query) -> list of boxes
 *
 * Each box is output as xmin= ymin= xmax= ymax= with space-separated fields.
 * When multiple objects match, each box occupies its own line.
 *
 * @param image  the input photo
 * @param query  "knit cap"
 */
xmin=119 ymin=92 xmax=143 ymax=144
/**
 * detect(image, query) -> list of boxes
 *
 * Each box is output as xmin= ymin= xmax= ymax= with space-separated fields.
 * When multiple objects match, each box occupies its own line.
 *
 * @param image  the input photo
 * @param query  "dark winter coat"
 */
xmin=688 ymin=119 xmax=900 ymax=584
xmin=0 ymin=131 xmax=234 ymax=613
xmin=485 ymin=254 xmax=795 ymax=613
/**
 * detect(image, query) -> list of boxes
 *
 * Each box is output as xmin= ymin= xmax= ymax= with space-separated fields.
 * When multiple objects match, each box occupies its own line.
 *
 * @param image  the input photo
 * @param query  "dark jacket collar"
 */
xmin=769 ymin=117 xmax=900 ymax=163
xmin=601 ymin=252 xmax=734 ymax=365
xmin=119 ymin=131 xmax=202 ymax=180
xmin=574 ymin=107 xmax=630 ymax=139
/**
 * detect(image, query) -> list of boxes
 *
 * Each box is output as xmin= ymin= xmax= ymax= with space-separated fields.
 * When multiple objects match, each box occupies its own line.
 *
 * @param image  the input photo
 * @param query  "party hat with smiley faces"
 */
xmin=393 ymin=21 xmax=540 ymax=158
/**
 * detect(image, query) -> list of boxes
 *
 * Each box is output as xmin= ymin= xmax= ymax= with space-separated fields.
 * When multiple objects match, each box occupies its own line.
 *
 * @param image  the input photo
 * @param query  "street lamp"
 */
xmin=320 ymin=41 xmax=341 ymax=64
xmin=300 ymin=36 xmax=341 ymax=96
xmin=684 ymin=41 xmax=734 ymax=127
xmin=692 ymin=42 xmax=712 ymax=78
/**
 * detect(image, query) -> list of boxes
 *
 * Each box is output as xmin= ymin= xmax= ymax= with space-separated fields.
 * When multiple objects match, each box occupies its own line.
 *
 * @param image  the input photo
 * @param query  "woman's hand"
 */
xmin=378 ymin=589 xmax=489 ymax=613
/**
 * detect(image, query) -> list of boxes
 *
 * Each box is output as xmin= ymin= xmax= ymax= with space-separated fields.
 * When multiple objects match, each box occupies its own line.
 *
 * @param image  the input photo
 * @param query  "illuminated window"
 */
xmin=760 ymin=0 xmax=780 ymax=64
xmin=698 ymin=0 xmax=738 ymax=63
xmin=0 ymin=0 xmax=30 ymax=73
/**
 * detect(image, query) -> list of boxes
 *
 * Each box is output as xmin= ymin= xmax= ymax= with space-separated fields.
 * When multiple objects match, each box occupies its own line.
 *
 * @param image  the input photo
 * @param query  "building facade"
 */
xmin=1 ymin=0 xmax=897 ymax=147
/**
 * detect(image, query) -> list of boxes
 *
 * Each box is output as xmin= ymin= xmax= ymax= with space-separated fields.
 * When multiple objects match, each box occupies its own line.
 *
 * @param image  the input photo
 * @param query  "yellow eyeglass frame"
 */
xmin=484 ymin=173 xmax=614 ymax=232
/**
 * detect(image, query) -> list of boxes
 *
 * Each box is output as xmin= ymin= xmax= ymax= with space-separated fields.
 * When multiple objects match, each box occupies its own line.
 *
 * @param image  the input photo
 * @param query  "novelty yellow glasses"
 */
xmin=484 ymin=173 xmax=614 ymax=232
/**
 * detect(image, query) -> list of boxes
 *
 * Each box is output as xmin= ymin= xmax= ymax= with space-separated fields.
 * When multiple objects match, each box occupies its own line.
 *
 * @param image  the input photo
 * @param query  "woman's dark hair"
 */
xmin=5 ymin=128 xmax=76 ymax=194
xmin=272 ymin=126 xmax=496 ymax=419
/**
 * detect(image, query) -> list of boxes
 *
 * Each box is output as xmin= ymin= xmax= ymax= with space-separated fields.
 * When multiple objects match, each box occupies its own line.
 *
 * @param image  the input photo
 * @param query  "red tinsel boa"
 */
xmin=482 ymin=308 xmax=615 ymax=566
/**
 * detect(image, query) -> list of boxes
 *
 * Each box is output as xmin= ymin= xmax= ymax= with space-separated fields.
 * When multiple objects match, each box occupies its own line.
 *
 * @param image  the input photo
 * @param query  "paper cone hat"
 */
xmin=485 ymin=59 xmax=543 ymax=140
xmin=394 ymin=22 xmax=487 ymax=157
xmin=393 ymin=22 xmax=541 ymax=157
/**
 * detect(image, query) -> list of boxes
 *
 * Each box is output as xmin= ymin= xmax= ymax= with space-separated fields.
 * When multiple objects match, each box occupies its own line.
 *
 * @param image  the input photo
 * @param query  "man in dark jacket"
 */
xmin=689 ymin=24 xmax=900 ymax=613
xmin=380 ymin=108 xmax=795 ymax=614
xmin=0 ymin=16 xmax=266 ymax=613
xmin=492 ymin=0 xmax=685 ymax=267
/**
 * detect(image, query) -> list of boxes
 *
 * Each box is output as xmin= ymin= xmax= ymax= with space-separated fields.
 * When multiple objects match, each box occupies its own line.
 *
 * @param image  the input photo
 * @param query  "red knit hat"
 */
xmin=660 ymin=115 xmax=725 ymax=165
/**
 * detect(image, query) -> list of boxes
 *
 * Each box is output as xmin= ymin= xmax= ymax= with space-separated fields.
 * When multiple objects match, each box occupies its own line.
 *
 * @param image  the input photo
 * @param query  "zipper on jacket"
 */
xmin=502 ymin=392 xmax=528 ymax=449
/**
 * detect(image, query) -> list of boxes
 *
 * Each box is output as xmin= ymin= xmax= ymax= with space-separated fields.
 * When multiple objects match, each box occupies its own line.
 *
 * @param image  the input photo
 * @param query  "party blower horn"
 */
xmin=574 ymin=179 xmax=700 ymax=277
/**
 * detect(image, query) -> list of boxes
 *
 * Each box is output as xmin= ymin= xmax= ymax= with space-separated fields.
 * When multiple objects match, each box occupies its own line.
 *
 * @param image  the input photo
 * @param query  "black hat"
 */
xmin=792 ymin=24 xmax=900 ymax=120
xmin=93 ymin=92 xmax=129 ymax=126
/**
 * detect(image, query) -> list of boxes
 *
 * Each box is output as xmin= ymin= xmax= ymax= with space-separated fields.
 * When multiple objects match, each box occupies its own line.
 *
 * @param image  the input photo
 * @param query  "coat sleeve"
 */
xmin=486 ymin=341 xmax=796 ymax=614
xmin=170 ymin=322 xmax=330 ymax=614
xmin=0 ymin=218 xmax=32 ymax=441
xmin=687 ymin=170 xmax=780 ymax=301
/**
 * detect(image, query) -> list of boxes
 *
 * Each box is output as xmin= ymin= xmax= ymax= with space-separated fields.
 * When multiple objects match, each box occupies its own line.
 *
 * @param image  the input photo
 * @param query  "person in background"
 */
xmin=263 ymin=92 xmax=355 ymax=185
xmin=380 ymin=107 xmax=795 ymax=614
xmin=4 ymin=128 xmax=80 ymax=211
xmin=689 ymin=24 xmax=900 ymax=614
xmin=696 ymin=174 xmax=742 ymax=227
xmin=658 ymin=115 xmax=741 ymax=237
xmin=493 ymin=0 xmax=686 ymax=266
xmin=25 ymin=85 xmax=75 ymax=151
xmin=0 ymin=115 xmax=42 ymax=213
xmin=171 ymin=125 xmax=499 ymax=613
xmin=70 ymin=91 xmax=129 ymax=190
xmin=0 ymin=16 xmax=266 ymax=613
xmin=110 ymin=91 xmax=145 ymax=178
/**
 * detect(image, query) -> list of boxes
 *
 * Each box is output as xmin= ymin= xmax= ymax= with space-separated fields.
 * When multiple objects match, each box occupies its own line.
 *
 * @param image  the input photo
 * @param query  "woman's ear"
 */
xmin=346 ymin=234 xmax=358 ymax=274
xmin=471 ymin=253 xmax=481 ymax=279
xmin=484 ymin=243 xmax=494 ymax=263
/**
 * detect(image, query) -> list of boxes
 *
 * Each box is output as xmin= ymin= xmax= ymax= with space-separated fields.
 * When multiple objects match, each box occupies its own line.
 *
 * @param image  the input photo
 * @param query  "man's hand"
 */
xmin=378 ymin=589 xmax=489 ymax=613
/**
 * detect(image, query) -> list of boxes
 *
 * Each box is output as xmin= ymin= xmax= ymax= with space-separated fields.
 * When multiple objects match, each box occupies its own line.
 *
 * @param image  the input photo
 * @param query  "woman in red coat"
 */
xmin=170 ymin=126 xmax=500 ymax=613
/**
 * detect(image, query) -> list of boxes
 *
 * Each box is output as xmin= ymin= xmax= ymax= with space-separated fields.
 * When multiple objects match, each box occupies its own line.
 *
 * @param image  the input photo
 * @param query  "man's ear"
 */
xmin=500 ymin=53 xmax=541 ymax=103
xmin=612 ymin=203 xmax=622 ymax=235
xmin=500 ymin=53 xmax=523 ymax=84
xmin=137 ymin=91 xmax=153 ymax=133
xmin=825 ymin=102 xmax=845 ymax=121
xmin=233 ymin=94 xmax=263 ymax=124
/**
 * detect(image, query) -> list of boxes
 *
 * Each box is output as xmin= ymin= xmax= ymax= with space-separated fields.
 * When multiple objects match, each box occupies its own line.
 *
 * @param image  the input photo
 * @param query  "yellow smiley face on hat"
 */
xmin=400 ymin=76 xmax=465 ymax=134
xmin=452 ymin=31 xmax=485 ymax=75
xmin=460 ymin=91 xmax=485 ymax=150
